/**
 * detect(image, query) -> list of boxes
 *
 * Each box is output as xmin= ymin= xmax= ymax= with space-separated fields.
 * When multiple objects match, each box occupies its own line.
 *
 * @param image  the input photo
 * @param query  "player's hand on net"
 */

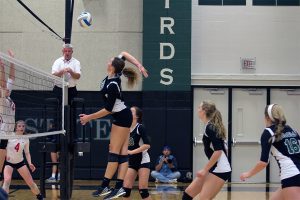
xmin=7 ymin=50 xmax=14 ymax=58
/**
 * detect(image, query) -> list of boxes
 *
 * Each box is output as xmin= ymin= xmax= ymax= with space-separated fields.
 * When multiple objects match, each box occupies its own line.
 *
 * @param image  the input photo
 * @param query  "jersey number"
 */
xmin=284 ymin=138 xmax=300 ymax=154
xmin=14 ymin=143 xmax=20 ymax=152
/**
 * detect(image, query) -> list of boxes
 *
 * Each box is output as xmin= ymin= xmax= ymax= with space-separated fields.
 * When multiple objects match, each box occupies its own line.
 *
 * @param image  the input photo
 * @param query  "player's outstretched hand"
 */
xmin=79 ymin=114 xmax=90 ymax=125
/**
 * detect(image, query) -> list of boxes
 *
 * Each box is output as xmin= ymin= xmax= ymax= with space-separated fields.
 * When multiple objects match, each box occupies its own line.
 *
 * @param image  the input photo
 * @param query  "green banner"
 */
xmin=143 ymin=0 xmax=191 ymax=91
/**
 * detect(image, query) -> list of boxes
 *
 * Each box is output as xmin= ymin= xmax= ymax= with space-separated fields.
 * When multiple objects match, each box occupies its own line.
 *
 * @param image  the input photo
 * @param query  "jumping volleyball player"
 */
xmin=2 ymin=120 xmax=43 ymax=200
xmin=0 ymin=50 xmax=15 ymax=182
xmin=79 ymin=52 xmax=148 ymax=199
xmin=241 ymin=104 xmax=300 ymax=200
xmin=123 ymin=106 xmax=152 ymax=200
xmin=182 ymin=101 xmax=231 ymax=200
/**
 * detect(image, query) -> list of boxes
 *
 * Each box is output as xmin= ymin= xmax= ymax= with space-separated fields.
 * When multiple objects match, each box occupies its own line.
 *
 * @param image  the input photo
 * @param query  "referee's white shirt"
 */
xmin=52 ymin=57 xmax=81 ymax=88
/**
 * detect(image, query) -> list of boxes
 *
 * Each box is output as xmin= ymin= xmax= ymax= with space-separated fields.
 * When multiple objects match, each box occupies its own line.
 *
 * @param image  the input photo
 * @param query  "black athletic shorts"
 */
xmin=129 ymin=162 xmax=151 ymax=172
xmin=210 ymin=171 xmax=231 ymax=181
xmin=282 ymin=174 xmax=300 ymax=188
xmin=112 ymin=108 xmax=132 ymax=128
xmin=5 ymin=160 xmax=26 ymax=170
xmin=0 ymin=140 xmax=8 ymax=149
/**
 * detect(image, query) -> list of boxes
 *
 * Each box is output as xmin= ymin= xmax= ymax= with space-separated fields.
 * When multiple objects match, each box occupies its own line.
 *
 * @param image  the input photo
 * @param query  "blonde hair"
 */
xmin=265 ymin=104 xmax=286 ymax=142
xmin=201 ymin=101 xmax=226 ymax=139
xmin=122 ymin=67 xmax=139 ymax=88
xmin=15 ymin=120 xmax=26 ymax=134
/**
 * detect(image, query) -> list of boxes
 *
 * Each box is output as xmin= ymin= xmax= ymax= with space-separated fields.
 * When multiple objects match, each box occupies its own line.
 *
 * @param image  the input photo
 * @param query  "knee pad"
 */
xmin=0 ymin=140 xmax=8 ymax=149
xmin=118 ymin=155 xmax=128 ymax=164
xmin=123 ymin=187 xmax=131 ymax=197
xmin=139 ymin=189 xmax=149 ymax=199
xmin=108 ymin=152 xmax=119 ymax=162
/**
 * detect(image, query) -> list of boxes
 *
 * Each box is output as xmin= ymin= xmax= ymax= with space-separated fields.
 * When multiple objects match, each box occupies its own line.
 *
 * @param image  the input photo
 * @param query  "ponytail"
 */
xmin=122 ymin=67 xmax=139 ymax=88
xmin=265 ymin=104 xmax=287 ymax=142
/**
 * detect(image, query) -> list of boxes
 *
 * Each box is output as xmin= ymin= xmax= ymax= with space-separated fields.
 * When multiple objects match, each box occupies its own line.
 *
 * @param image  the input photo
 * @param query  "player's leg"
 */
xmin=17 ymin=165 xmax=43 ymax=199
xmin=269 ymin=188 xmax=284 ymax=200
xmin=138 ymin=167 xmax=152 ymax=200
xmin=92 ymin=124 xmax=129 ymax=197
xmin=282 ymin=187 xmax=300 ymax=200
xmin=182 ymin=174 xmax=207 ymax=200
xmin=123 ymin=168 xmax=138 ymax=200
xmin=2 ymin=165 xmax=13 ymax=193
xmin=0 ymin=140 xmax=8 ymax=179
xmin=198 ymin=173 xmax=226 ymax=200
xmin=103 ymin=126 xmax=130 ymax=199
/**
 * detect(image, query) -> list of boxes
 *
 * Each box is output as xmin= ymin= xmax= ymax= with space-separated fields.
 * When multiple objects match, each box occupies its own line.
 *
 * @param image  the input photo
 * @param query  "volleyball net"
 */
xmin=0 ymin=51 xmax=65 ymax=139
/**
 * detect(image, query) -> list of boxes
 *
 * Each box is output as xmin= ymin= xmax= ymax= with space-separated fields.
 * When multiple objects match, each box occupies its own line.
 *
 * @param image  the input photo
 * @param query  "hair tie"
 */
xmin=268 ymin=104 xmax=275 ymax=121
xmin=117 ymin=54 xmax=126 ymax=61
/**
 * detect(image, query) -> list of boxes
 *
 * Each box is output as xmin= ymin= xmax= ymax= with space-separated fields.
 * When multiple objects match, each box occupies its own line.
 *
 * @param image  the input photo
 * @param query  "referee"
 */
xmin=52 ymin=43 xmax=81 ymax=105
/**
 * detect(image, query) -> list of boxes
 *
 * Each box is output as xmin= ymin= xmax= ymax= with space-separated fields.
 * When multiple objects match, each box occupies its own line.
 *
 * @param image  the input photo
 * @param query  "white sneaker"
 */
xmin=168 ymin=179 xmax=177 ymax=184
xmin=45 ymin=177 xmax=56 ymax=183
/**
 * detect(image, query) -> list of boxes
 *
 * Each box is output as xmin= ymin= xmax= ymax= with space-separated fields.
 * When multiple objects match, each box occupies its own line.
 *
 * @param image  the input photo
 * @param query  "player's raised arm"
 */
xmin=119 ymin=51 xmax=148 ymax=78
xmin=7 ymin=50 xmax=15 ymax=81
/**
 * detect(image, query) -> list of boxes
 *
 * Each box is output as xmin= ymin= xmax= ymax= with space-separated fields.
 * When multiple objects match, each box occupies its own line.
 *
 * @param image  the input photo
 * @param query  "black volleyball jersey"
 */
xmin=129 ymin=123 xmax=150 ymax=150
xmin=202 ymin=123 xmax=231 ymax=173
xmin=100 ymin=75 xmax=126 ymax=112
xmin=129 ymin=123 xmax=150 ymax=164
xmin=260 ymin=125 xmax=300 ymax=180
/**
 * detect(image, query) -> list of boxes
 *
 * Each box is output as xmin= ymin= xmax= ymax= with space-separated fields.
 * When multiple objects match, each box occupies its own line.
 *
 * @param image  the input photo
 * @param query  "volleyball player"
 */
xmin=240 ymin=104 xmax=300 ymax=200
xmin=2 ymin=120 xmax=43 ymax=200
xmin=79 ymin=52 xmax=148 ymax=199
xmin=0 ymin=50 xmax=15 ymax=182
xmin=123 ymin=106 xmax=152 ymax=200
xmin=182 ymin=101 xmax=231 ymax=200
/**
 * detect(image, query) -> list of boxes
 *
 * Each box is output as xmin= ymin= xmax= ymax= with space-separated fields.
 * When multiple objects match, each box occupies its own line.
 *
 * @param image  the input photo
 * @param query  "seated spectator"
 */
xmin=151 ymin=146 xmax=181 ymax=183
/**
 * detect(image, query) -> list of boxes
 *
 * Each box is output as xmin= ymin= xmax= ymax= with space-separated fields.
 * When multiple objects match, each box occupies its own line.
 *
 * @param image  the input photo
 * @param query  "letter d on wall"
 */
xmin=160 ymin=43 xmax=175 ymax=60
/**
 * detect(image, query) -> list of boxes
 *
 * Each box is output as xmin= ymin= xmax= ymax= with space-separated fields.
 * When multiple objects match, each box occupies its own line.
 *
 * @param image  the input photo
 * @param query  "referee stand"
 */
xmin=39 ymin=96 xmax=90 ymax=199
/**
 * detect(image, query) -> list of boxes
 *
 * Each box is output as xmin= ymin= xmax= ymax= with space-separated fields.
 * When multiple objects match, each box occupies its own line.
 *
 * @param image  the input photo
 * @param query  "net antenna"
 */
xmin=0 ymin=51 xmax=66 ymax=139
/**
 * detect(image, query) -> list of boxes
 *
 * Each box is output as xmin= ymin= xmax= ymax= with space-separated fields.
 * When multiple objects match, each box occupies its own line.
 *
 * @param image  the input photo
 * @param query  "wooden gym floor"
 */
xmin=6 ymin=180 xmax=279 ymax=200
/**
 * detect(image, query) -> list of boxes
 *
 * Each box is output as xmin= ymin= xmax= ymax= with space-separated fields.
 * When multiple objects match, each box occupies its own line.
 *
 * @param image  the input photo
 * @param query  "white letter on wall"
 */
xmin=165 ymin=0 xmax=170 ymax=8
xmin=160 ymin=17 xmax=175 ymax=34
xmin=160 ymin=43 xmax=175 ymax=59
xmin=160 ymin=68 xmax=173 ymax=85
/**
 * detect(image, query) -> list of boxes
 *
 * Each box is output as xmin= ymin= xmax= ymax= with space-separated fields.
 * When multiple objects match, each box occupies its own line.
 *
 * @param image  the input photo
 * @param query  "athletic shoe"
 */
xmin=168 ymin=179 xmax=177 ymax=184
xmin=92 ymin=186 xmax=112 ymax=197
xmin=36 ymin=193 xmax=44 ymax=200
xmin=45 ymin=177 xmax=56 ymax=183
xmin=103 ymin=187 xmax=126 ymax=199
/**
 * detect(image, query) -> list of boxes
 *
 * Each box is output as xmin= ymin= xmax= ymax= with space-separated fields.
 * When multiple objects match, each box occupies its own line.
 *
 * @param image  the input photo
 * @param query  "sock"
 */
xmin=51 ymin=173 xmax=55 ymax=178
xmin=101 ymin=177 xmax=111 ymax=188
xmin=115 ymin=179 xmax=123 ymax=189
xmin=182 ymin=192 xmax=193 ymax=200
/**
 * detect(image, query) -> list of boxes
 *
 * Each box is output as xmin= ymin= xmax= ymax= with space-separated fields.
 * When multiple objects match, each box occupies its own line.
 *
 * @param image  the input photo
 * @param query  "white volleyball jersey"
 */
xmin=6 ymin=138 xmax=29 ymax=164
xmin=0 ymin=96 xmax=15 ymax=135
xmin=0 ymin=78 xmax=15 ymax=135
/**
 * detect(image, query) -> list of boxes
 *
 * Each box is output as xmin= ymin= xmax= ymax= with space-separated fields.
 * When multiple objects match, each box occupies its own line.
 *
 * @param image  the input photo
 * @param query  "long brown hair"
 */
xmin=201 ymin=101 xmax=226 ymax=139
xmin=132 ymin=106 xmax=143 ymax=123
xmin=112 ymin=57 xmax=138 ymax=88
xmin=265 ymin=104 xmax=286 ymax=142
